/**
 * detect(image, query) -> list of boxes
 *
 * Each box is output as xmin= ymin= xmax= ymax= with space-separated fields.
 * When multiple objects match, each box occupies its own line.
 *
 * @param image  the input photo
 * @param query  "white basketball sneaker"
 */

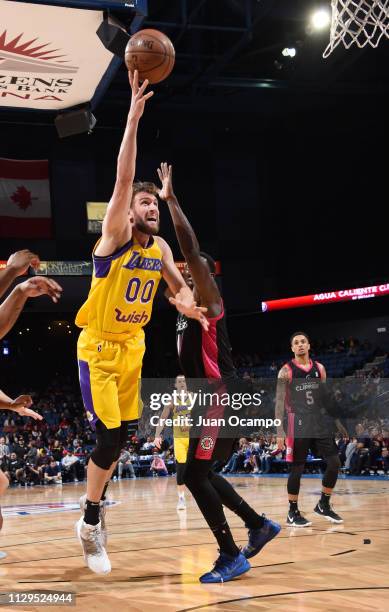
xmin=75 ymin=517 xmax=111 ymax=574
xmin=79 ymin=494 xmax=107 ymax=547
xmin=176 ymin=497 xmax=186 ymax=510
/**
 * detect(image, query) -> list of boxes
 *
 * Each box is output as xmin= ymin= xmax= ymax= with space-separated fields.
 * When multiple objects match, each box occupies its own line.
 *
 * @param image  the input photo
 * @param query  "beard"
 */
xmin=133 ymin=219 xmax=160 ymax=235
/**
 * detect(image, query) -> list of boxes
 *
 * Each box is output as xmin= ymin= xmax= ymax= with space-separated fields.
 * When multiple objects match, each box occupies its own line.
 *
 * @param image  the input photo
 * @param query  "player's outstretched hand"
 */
xmin=13 ymin=407 xmax=43 ymax=421
xmin=154 ymin=437 xmax=162 ymax=450
xmin=128 ymin=70 xmax=154 ymax=121
xmin=10 ymin=395 xmax=33 ymax=409
xmin=10 ymin=395 xmax=42 ymax=420
xmin=169 ymin=290 xmax=209 ymax=331
xmin=19 ymin=277 xmax=63 ymax=303
xmin=157 ymin=162 xmax=175 ymax=201
xmin=7 ymin=249 xmax=40 ymax=277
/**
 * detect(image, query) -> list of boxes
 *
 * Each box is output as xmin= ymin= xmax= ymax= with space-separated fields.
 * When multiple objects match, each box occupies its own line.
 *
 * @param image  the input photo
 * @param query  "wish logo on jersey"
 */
xmin=2 ymin=500 xmax=120 ymax=517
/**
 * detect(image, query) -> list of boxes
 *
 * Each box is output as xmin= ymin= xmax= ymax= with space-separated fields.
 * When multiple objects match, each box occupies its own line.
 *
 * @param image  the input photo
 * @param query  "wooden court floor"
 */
xmin=0 ymin=475 xmax=388 ymax=611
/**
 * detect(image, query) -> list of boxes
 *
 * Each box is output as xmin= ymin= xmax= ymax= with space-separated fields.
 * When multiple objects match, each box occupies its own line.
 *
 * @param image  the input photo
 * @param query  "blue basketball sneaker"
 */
xmin=199 ymin=551 xmax=251 ymax=583
xmin=242 ymin=517 xmax=281 ymax=559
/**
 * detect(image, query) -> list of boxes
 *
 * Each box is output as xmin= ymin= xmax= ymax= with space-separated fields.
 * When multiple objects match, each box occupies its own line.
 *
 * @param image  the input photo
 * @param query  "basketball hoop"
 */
xmin=323 ymin=0 xmax=389 ymax=57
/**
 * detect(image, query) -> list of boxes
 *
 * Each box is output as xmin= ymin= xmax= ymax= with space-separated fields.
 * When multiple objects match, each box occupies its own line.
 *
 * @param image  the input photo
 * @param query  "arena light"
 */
xmin=311 ymin=8 xmax=331 ymax=30
xmin=282 ymin=47 xmax=296 ymax=57
xmin=261 ymin=282 xmax=389 ymax=312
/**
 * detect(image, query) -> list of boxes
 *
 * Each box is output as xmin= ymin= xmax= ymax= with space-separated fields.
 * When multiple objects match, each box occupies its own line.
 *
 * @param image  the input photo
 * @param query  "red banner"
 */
xmin=262 ymin=283 xmax=389 ymax=312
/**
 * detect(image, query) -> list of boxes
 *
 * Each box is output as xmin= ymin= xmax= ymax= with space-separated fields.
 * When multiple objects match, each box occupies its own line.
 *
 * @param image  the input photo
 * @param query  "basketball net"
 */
xmin=323 ymin=0 xmax=389 ymax=57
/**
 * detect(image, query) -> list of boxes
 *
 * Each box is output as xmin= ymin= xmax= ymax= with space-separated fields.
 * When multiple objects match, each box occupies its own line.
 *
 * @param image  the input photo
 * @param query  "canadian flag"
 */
xmin=0 ymin=158 xmax=52 ymax=238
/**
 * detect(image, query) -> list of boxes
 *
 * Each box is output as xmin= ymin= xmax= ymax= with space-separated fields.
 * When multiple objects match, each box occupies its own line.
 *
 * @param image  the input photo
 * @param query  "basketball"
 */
xmin=124 ymin=29 xmax=175 ymax=84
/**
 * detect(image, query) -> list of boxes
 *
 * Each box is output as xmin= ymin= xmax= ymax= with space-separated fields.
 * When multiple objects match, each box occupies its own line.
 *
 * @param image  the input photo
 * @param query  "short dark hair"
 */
xmin=199 ymin=251 xmax=216 ymax=274
xmin=290 ymin=331 xmax=310 ymax=345
xmin=130 ymin=181 xmax=158 ymax=207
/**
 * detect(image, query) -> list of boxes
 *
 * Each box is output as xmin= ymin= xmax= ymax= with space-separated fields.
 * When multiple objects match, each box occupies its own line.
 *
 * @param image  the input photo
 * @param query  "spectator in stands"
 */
xmin=243 ymin=444 xmax=257 ymax=473
xmin=150 ymin=451 xmax=168 ymax=477
xmin=50 ymin=440 xmax=64 ymax=462
xmin=0 ymin=437 xmax=9 ymax=459
xmin=9 ymin=452 xmax=25 ymax=486
xmin=30 ymin=424 xmax=41 ymax=441
xmin=355 ymin=423 xmax=370 ymax=445
xmin=222 ymin=438 xmax=247 ymax=473
xmin=344 ymin=437 xmax=357 ymax=472
xmin=350 ymin=442 xmax=369 ymax=475
xmin=142 ymin=436 xmax=155 ymax=451
xmin=61 ymin=450 xmax=79 ymax=482
xmin=382 ymin=430 xmax=389 ymax=448
xmin=25 ymin=441 xmax=38 ymax=465
xmin=117 ymin=448 xmax=136 ymax=479
xmin=44 ymin=459 xmax=62 ymax=485
xmin=250 ymin=435 xmax=261 ymax=451
xmin=347 ymin=337 xmax=357 ymax=356
xmin=13 ymin=437 xmax=27 ymax=461
xmin=25 ymin=461 xmax=41 ymax=486
xmin=36 ymin=449 xmax=49 ymax=479
xmin=367 ymin=439 xmax=383 ymax=472
xmin=259 ymin=437 xmax=279 ymax=474
xmin=378 ymin=447 xmax=389 ymax=474
xmin=72 ymin=437 xmax=82 ymax=451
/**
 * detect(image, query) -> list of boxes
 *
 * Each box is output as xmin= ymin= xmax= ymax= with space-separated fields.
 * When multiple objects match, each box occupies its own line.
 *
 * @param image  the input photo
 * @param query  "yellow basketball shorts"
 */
xmin=77 ymin=328 xmax=145 ymax=430
xmin=174 ymin=436 xmax=190 ymax=464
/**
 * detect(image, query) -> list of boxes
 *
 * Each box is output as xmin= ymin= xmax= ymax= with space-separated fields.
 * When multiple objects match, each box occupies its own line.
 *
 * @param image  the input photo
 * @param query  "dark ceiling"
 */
xmin=103 ymin=0 xmax=389 ymax=114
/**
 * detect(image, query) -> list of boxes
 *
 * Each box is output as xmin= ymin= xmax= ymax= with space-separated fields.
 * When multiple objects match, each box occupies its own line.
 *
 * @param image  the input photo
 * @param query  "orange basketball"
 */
xmin=124 ymin=29 xmax=175 ymax=84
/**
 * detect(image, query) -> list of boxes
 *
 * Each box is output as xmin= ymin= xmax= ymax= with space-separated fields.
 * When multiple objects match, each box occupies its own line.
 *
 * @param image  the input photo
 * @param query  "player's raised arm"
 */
xmin=156 ymin=236 xmax=208 ymax=331
xmin=275 ymin=364 xmax=291 ymax=449
xmin=97 ymin=71 xmax=154 ymax=255
xmin=157 ymin=163 xmax=221 ymax=317
xmin=0 ymin=250 xmax=40 ymax=300
xmin=0 ymin=277 xmax=62 ymax=339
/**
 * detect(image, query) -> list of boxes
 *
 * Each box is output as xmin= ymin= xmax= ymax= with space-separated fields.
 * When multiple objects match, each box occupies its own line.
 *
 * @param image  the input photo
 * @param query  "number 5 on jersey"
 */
xmin=306 ymin=390 xmax=314 ymax=405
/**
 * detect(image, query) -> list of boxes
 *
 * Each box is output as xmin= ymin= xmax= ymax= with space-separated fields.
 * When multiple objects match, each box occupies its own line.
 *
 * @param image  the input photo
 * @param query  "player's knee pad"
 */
xmin=287 ymin=462 xmax=305 ymax=496
xmin=91 ymin=423 xmax=121 ymax=470
xmin=322 ymin=454 xmax=340 ymax=489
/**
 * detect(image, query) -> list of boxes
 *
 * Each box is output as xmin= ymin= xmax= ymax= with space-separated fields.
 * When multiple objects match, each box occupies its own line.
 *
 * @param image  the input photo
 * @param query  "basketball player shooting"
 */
xmin=75 ymin=71 xmax=208 ymax=575
xmin=156 ymin=162 xmax=280 ymax=583
xmin=275 ymin=332 xmax=343 ymax=527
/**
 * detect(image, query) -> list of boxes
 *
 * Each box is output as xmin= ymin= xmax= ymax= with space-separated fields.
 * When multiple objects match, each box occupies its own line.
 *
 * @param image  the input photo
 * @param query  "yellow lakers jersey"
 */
xmin=75 ymin=236 xmax=162 ymax=339
xmin=173 ymin=395 xmax=192 ymax=438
